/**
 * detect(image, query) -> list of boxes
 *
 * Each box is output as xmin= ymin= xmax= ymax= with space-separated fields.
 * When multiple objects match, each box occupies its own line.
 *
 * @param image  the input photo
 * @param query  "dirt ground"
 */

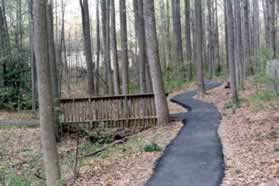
xmin=199 ymin=82 xmax=279 ymax=186
xmin=74 ymin=92 xmax=185 ymax=186
xmin=0 ymin=90 xmax=185 ymax=185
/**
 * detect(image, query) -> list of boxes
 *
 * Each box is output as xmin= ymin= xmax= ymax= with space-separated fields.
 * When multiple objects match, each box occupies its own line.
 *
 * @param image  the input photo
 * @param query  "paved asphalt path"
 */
xmin=146 ymin=80 xmax=224 ymax=186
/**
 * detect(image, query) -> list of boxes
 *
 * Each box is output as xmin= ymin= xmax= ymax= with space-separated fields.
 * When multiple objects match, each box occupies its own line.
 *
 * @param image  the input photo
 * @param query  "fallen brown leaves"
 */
xmin=199 ymin=82 xmax=279 ymax=186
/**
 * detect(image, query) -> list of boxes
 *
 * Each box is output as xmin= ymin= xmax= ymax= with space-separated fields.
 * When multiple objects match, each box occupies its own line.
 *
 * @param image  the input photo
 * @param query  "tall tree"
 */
xmin=194 ymin=0 xmax=205 ymax=95
xmin=225 ymin=0 xmax=239 ymax=104
xmin=111 ymin=0 xmax=120 ymax=95
xmin=96 ymin=0 xmax=100 ymax=95
xmin=207 ymin=0 xmax=213 ymax=79
xmin=143 ymin=0 xmax=169 ymax=126
xmin=47 ymin=0 xmax=59 ymax=99
xmin=171 ymin=0 xmax=184 ymax=64
xmin=101 ymin=0 xmax=113 ymax=94
xmin=134 ymin=0 xmax=147 ymax=93
xmin=80 ymin=0 xmax=95 ymax=95
xmin=185 ymin=0 xmax=193 ymax=81
xmin=243 ymin=0 xmax=252 ymax=75
xmin=233 ymin=0 xmax=243 ymax=88
xmin=28 ymin=0 xmax=37 ymax=117
xmin=270 ymin=0 xmax=277 ymax=58
xmin=33 ymin=0 xmax=61 ymax=185
xmin=119 ymin=0 xmax=129 ymax=94
xmin=252 ymin=0 xmax=260 ymax=66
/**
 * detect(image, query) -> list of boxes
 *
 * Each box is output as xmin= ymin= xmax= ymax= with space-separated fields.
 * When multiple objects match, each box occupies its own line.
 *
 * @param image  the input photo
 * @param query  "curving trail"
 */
xmin=146 ymin=80 xmax=224 ymax=186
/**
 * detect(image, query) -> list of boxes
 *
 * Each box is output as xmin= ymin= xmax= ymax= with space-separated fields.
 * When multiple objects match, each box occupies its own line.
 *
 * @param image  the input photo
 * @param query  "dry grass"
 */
xmin=0 ymin=111 xmax=34 ymax=120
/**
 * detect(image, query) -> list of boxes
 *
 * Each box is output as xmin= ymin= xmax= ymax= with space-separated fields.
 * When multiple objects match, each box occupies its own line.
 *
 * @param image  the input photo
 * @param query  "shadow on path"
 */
xmin=146 ymin=80 xmax=224 ymax=186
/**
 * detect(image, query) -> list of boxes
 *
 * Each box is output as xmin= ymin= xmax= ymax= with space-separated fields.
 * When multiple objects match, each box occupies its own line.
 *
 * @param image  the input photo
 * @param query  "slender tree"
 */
xmin=111 ymin=0 xmax=120 ymax=95
xmin=171 ymin=0 xmax=184 ymax=64
xmin=28 ymin=0 xmax=37 ymax=117
xmin=96 ymin=0 xmax=100 ymax=95
xmin=185 ymin=0 xmax=193 ymax=81
xmin=270 ymin=0 xmax=276 ymax=58
xmin=134 ymin=0 xmax=147 ymax=93
xmin=101 ymin=0 xmax=113 ymax=94
xmin=194 ymin=0 xmax=205 ymax=95
xmin=143 ymin=0 xmax=169 ymax=126
xmin=33 ymin=0 xmax=61 ymax=185
xmin=80 ymin=0 xmax=95 ymax=95
xmin=225 ymin=0 xmax=239 ymax=104
xmin=120 ymin=0 xmax=129 ymax=94
xmin=47 ymin=0 xmax=59 ymax=99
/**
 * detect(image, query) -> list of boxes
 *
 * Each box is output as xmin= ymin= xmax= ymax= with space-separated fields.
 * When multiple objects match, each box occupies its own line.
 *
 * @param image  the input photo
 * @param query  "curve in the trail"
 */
xmin=146 ymin=80 xmax=224 ymax=186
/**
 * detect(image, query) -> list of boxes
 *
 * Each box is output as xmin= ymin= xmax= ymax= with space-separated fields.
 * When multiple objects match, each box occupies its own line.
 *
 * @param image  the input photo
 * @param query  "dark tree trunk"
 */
xmin=96 ymin=0 xmax=100 ymax=95
xmin=134 ymin=0 xmax=147 ymax=93
xmin=80 ymin=0 xmax=95 ymax=95
xmin=225 ymin=0 xmax=239 ymax=104
xmin=119 ymin=0 xmax=129 ymax=94
xmin=143 ymin=0 xmax=169 ymax=126
xmin=111 ymin=0 xmax=120 ymax=95
xmin=194 ymin=0 xmax=205 ymax=95
xmin=33 ymin=0 xmax=61 ymax=185
xmin=185 ymin=0 xmax=193 ymax=81
xmin=171 ymin=0 xmax=184 ymax=64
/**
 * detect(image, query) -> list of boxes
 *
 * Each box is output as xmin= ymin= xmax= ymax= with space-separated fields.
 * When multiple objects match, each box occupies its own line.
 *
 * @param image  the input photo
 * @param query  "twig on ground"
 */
xmin=81 ymin=137 xmax=129 ymax=159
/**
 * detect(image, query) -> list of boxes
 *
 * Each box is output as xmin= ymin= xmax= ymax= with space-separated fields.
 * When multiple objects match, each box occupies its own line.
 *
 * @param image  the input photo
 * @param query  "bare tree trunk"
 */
xmin=47 ymin=0 xmax=59 ymax=98
xmin=101 ymin=0 xmax=113 ymax=95
xmin=159 ymin=0 xmax=167 ymax=68
xmin=111 ymin=0 xmax=120 ymax=95
xmin=194 ymin=0 xmax=205 ymax=95
xmin=143 ymin=0 xmax=169 ymax=126
xmin=134 ymin=0 xmax=147 ymax=93
xmin=96 ymin=0 xmax=100 ymax=95
xmin=171 ymin=0 xmax=184 ymax=64
xmin=213 ymin=0 xmax=221 ymax=76
xmin=252 ymin=0 xmax=260 ymax=68
xmin=270 ymin=0 xmax=277 ymax=58
xmin=33 ymin=0 xmax=61 ymax=185
xmin=233 ymin=0 xmax=243 ymax=88
xmin=28 ymin=0 xmax=37 ymax=117
xmin=243 ymin=0 xmax=252 ymax=75
xmin=166 ymin=0 xmax=171 ymax=66
xmin=207 ymin=0 xmax=215 ymax=79
xmin=80 ymin=0 xmax=95 ymax=95
xmin=225 ymin=0 xmax=239 ymax=104
xmin=185 ymin=0 xmax=193 ymax=81
xmin=120 ymin=0 xmax=129 ymax=94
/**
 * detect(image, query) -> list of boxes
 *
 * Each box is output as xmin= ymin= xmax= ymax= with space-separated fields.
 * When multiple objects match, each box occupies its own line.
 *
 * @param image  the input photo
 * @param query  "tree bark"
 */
xmin=28 ymin=0 xmax=37 ymax=117
xmin=185 ymin=0 xmax=193 ymax=81
xmin=96 ymin=0 xmax=100 ymax=95
xmin=171 ymin=0 xmax=184 ymax=64
xmin=225 ymin=0 xmax=239 ymax=104
xmin=33 ymin=0 xmax=61 ymax=185
xmin=270 ymin=0 xmax=277 ymax=58
xmin=143 ymin=0 xmax=169 ymax=126
xmin=133 ymin=0 xmax=147 ymax=93
xmin=80 ymin=0 xmax=95 ymax=95
xmin=111 ymin=0 xmax=120 ymax=95
xmin=120 ymin=0 xmax=129 ymax=94
xmin=194 ymin=0 xmax=205 ymax=95
xmin=47 ymin=0 xmax=59 ymax=99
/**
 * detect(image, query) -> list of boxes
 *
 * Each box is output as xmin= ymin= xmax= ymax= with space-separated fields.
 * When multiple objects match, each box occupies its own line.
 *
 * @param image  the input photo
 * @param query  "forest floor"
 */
xmin=0 ymin=87 xmax=187 ymax=185
xmin=198 ymin=80 xmax=279 ymax=186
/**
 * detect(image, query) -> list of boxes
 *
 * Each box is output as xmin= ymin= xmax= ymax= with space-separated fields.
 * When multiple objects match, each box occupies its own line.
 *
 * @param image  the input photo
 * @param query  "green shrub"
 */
xmin=4 ymin=174 xmax=31 ymax=186
xmin=144 ymin=143 xmax=161 ymax=152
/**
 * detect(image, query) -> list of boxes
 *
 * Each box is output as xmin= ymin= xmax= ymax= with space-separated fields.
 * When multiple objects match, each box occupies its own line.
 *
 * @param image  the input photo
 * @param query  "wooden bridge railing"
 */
xmin=59 ymin=93 xmax=159 ymax=130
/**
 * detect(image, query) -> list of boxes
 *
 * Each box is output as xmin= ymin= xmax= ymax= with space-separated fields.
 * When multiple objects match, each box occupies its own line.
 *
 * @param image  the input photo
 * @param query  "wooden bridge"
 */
xmin=59 ymin=93 xmax=161 ymax=130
